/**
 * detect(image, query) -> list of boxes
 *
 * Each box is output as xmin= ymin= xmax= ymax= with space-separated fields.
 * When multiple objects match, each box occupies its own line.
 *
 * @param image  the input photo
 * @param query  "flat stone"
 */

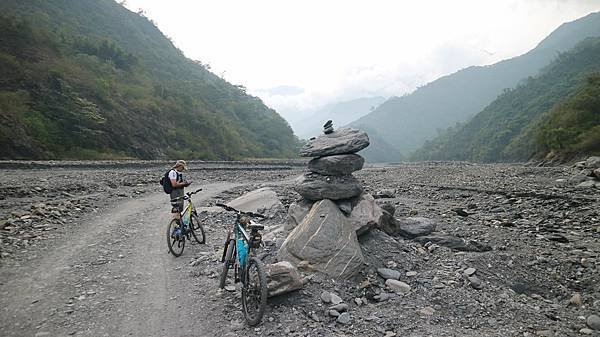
xmin=328 ymin=309 xmax=340 ymax=317
xmin=464 ymin=267 xmax=476 ymax=276
xmin=385 ymin=279 xmax=411 ymax=294
xmin=377 ymin=268 xmax=401 ymax=280
xmin=577 ymin=180 xmax=597 ymax=189
xmin=308 ymin=154 xmax=365 ymax=176
xmin=294 ymin=172 xmax=363 ymax=201
xmin=300 ymin=127 xmax=370 ymax=157
xmin=227 ymin=187 xmax=283 ymax=213
xmin=580 ymin=328 xmax=593 ymax=335
xmin=329 ymin=303 xmax=348 ymax=312
xmin=397 ymin=217 xmax=437 ymax=238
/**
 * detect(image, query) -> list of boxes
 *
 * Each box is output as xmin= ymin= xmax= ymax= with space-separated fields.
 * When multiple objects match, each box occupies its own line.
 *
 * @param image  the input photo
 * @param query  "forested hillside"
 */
xmin=0 ymin=0 xmax=299 ymax=159
xmin=351 ymin=12 xmax=600 ymax=162
xmin=414 ymin=37 xmax=600 ymax=162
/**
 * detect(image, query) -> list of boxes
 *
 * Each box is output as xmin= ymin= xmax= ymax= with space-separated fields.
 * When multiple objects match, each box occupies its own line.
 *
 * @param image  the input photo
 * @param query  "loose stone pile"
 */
xmin=278 ymin=122 xmax=388 ymax=279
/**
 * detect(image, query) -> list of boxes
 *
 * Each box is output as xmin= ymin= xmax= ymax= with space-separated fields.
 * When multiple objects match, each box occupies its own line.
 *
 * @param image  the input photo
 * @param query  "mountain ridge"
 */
xmin=350 ymin=11 xmax=600 ymax=162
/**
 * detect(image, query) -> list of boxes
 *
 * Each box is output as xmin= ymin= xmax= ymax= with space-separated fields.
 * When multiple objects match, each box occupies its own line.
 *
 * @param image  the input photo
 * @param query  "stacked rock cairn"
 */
xmin=278 ymin=121 xmax=379 ymax=279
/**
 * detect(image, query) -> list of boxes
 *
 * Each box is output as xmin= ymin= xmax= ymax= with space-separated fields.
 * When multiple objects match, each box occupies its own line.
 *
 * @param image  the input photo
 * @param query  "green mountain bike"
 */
xmin=216 ymin=203 xmax=267 ymax=326
xmin=167 ymin=188 xmax=205 ymax=257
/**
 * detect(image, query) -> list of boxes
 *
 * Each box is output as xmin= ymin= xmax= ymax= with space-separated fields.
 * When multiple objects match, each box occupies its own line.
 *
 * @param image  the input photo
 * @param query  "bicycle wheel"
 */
xmin=219 ymin=239 xmax=235 ymax=289
xmin=242 ymin=256 xmax=267 ymax=326
xmin=167 ymin=219 xmax=185 ymax=257
xmin=190 ymin=212 xmax=206 ymax=244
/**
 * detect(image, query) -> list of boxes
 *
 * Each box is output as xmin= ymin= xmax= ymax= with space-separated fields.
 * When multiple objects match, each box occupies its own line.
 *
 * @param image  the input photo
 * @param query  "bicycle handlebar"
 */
xmin=170 ymin=188 xmax=203 ymax=202
xmin=215 ymin=203 xmax=266 ymax=219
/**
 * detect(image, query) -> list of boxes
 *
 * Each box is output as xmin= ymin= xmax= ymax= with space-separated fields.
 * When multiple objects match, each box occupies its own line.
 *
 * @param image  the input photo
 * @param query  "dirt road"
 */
xmin=0 ymin=182 xmax=240 ymax=337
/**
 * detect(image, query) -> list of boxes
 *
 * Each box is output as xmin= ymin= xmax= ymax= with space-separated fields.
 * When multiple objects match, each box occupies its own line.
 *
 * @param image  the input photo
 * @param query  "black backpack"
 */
xmin=160 ymin=170 xmax=173 ymax=194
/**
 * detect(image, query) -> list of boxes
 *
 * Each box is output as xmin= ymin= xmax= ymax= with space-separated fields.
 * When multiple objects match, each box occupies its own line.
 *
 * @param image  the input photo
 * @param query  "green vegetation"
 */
xmin=351 ymin=12 xmax=600 ymax=162
xmin=0 ymin=0 xmax=299 ymax=160
xmin=535 ymin=73 xmax=600 ymax=160
xmin=413 ymin=37 xmax=600 ymax=162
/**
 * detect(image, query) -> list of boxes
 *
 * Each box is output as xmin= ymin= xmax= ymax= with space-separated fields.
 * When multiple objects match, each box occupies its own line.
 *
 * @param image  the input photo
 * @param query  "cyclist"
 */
xmin=168 ymin=160 xmax=191 ymax=222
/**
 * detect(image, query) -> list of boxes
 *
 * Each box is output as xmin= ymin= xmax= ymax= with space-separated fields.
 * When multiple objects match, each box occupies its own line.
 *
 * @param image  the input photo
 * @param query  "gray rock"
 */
xmin=329 ymin=303 xmax=349 ymax=312
xmin=328 ymin=309 xmax=340 ymax=317
xmin=336 ymin=200 xmax=353 ymax=214
xmin=594 ymin=168 xmax=600 ymax=179
xmin=308 ymin=154 xmax=365 ymax=176
xmin=377 ymin=268 xmax=401 ymax=280
xmin=587 ymin=315 xmax=600 ymax=330
xmin=414 ymin=235 xmax=492 ymax=252
xmin=468 ymin=276 xmax=483 ymax=290
xmin=577 ymin=180 xmax=597 ymax=189
xmin=397 ymin=217 xmax=437 ymax=238
xmin=373 ymin=189 xmax=396 ymax=199
xmin=227 ymin=187 xmax=283 ymax=213
xmin=330 ymin=293 xmax=343 ymax=305
xmin=346 ymin=193 xmax=383 ymax=236
xmin=277 ymin=199 xmax=365 ymax=279
xmin=337 ymin=312 xmax=351 ymax=324
xmin=294 ymin=173 xmax=363 ymax=201
xmin=320 ymin=291 xmax=332 ymax=303
xmin=286 ymin=200 xmax=313 ymax=231
xmin=264 ymin=261 xmax=304 ymax=297
xmin=299 ymin=128 xmax=370 ymax=157
xmin=385 ymin=279 xmax=411 ymax=294
xmin=464 ymin=267 xmax=476 ymax=276
xmin=585 ymin=156 xmax=600 ymax=169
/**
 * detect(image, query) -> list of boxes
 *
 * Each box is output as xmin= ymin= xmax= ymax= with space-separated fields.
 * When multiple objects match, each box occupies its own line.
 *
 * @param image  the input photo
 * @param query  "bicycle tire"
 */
xmin=242 ymin=256 xmax=267 ymax=326
xmin=190 ymin=212 xmax=206 ymax=244
xmin=167 ymin=219 xmax=185 ymax=257
xmin=219 ymin=239 xmax=235 ymax=289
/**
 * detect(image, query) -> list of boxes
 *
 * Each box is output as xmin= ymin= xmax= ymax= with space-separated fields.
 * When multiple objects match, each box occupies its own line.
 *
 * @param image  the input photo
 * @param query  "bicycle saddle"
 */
xmin=249 ymin=223 xmax=264 ymax=231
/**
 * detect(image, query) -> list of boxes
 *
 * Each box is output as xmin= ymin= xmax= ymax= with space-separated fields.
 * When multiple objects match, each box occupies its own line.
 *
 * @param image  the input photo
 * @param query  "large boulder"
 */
xmin=227 ymin=187 xmax=283 ymax=213
xmin=346 ymin=193 xmax=383 ymax=236
xmin=265 ymin=261 xmax=305 ymax=297
xmin=308 ymin=154 xmax=365 ymax=176
xmin=299 ymin=128 xmax=370 ymax=157
xmin=286 ymin=199 xmax=313 ymax=230
xmin=294 ymin=172 xmax=363 ymax=201
xmin=278 ymin=199 xmax=365 ymax=279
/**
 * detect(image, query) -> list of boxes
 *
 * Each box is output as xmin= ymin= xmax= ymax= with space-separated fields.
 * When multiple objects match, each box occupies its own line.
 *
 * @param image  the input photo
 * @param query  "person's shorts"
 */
xmin=171 ymin=201 xmax=183 ymax=213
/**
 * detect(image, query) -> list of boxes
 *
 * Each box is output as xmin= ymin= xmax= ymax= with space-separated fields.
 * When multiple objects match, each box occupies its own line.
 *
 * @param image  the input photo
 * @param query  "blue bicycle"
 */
xmin=216 ymin=203 xmax=267 ymax=326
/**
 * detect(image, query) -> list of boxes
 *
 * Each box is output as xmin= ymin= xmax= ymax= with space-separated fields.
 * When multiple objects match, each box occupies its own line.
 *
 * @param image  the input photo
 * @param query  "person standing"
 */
xmin=169 ymin=160 xmax=191 ymax=221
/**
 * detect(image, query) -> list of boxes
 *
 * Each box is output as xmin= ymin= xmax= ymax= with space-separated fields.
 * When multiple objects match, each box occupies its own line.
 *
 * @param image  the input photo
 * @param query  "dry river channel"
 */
xmin=0 ymin=160 xmax=598 ymax=337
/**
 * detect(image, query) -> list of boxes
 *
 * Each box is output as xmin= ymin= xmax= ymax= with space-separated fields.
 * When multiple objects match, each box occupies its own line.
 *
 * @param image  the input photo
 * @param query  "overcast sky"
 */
xmin=124 ymin=0 xmax=600 ymax=121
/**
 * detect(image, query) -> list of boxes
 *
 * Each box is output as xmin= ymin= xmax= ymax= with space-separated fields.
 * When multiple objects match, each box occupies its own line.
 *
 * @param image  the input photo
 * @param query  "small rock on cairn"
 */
xmin=279 ymin=121 xmax=385 ymax=279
